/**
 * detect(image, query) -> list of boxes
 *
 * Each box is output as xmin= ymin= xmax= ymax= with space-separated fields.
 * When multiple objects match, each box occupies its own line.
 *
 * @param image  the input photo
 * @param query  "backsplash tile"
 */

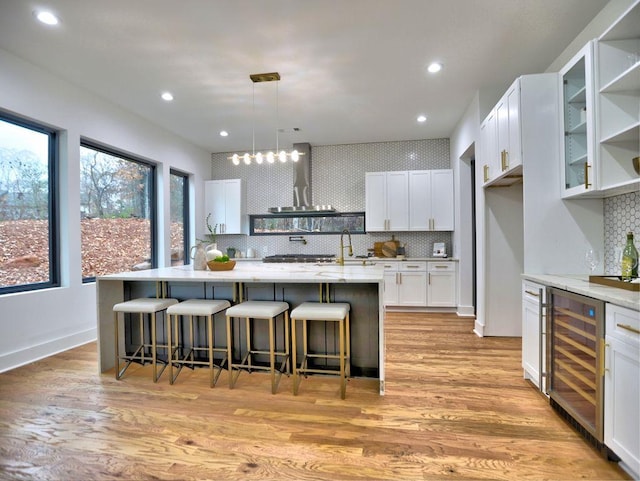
xmin=210 ymin=139 xmax=452 ymax=258
xmin=604 ymin=191 xmax=639 ymax=275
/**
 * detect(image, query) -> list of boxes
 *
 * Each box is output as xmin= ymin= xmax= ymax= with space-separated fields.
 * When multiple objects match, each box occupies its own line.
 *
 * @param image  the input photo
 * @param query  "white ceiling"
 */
xmin=0 ymin=0 xmax=609 ymax=154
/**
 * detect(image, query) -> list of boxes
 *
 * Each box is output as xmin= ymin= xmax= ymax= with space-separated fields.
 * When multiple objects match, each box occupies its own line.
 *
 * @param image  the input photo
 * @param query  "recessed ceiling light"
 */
xmin=34 ymin=10 xmax=59 ymax=25
xmin=427 ymin=62 xmax=443 ymax=74
xmin=417 ymin=115 xmax=427 ymax=123
xmin=161 ymin=92 xmax=174 ymax=101
xmin=219 ymin=131 xmax=229 ymax=137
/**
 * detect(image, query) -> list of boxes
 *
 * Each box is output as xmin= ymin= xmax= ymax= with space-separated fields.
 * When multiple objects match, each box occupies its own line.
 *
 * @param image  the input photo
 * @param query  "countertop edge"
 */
xmin=522 ymin=274 xmax=640 ymax=311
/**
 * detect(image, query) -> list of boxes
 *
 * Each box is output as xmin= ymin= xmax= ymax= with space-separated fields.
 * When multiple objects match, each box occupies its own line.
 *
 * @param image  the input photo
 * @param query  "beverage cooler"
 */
xmin=548 ymin=288 xmax=605 ymax=447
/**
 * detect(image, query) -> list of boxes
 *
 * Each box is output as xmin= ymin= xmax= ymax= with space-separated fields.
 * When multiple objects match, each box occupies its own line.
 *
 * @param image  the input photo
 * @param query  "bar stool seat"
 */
xmin=166 ymin=299 xmax=231 ymax=387
xmin=225 ymin=301 xmax=290 ymax=394
xmin=113 ymin=297 xmax=178 ymax=382
xmin=290 ymin=302 xmax=351 ymax=399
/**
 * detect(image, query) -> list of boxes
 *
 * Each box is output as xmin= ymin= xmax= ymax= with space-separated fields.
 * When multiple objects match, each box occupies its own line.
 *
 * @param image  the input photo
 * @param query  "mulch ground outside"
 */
xmin=0 ymin=218 xmax=183 ymax=286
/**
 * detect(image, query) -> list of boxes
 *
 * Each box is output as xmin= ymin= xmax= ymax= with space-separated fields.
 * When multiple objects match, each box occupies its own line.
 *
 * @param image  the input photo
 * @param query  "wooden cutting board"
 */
xmin=382 ymin=241 xmax=397 ymax=257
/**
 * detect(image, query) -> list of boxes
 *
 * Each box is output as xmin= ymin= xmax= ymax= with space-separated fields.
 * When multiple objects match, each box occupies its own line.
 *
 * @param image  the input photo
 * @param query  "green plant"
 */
xmin=205 ymin=213 xmax=218 ymax=242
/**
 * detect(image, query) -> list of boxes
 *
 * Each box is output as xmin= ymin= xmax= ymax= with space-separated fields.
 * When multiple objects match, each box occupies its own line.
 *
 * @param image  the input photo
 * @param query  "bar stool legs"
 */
xmin=113 ymin=297 xmax=178 ymax=382
xmin=166 ymin=299 xmax=231 ymax=387
xmin=290 ymin=302 xmax=351 ymax=399
xmin=225 ymin=301 xmax=290 ymax=394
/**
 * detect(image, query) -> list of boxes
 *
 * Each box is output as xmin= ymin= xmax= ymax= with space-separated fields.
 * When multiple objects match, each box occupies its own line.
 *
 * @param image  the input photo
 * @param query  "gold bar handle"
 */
xmin=483 ymin=164 xmax=489 ymax=182
xmin=584 ymin=162 xmax=591 ymax=189
xmin=617 ymin=323 xmax=640 ymax=335
xmin=501 ymin=150 xmax=508 ymax=171
xmin=600 ymin=338 xmax=609 ymax=376
xmin=525 ymin=290 xmax=540 ymax=297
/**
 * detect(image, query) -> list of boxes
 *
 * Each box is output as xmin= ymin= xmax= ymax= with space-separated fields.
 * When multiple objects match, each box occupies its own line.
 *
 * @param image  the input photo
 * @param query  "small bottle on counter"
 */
xmin=621 ymin=232 xmax=638 ymax=280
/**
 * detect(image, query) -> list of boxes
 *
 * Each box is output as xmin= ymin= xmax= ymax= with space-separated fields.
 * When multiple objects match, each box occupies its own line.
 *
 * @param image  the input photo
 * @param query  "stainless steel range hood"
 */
xmin=268 ymin=142 xmax=336 ymax=213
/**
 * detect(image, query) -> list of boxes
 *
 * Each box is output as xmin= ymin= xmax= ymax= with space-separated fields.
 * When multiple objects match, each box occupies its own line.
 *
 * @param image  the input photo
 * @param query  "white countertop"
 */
xmin=98 ymin=263 xmax=384 ymax=284
xmin=522 ymin=274 xmax=640 ymax=311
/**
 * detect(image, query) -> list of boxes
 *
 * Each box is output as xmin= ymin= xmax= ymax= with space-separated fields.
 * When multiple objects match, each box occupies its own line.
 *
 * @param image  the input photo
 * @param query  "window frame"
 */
xmin=0 ymin=110 xmax=59 ymax=295
xmin=80 ymin=139 xmax=157 ymax=283
xmin=170 ymin=169 xmax=190 ymax=266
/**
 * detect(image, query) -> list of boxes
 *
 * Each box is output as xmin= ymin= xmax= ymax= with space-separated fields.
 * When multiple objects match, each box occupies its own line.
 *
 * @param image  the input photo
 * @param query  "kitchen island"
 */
xmin=96 ymin=262 xmax=386 ymax=393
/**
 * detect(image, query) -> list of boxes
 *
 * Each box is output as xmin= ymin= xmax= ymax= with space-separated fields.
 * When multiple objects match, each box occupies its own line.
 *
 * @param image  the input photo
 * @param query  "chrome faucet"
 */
xmin=338 ymin=228 xmax=353 ymax=266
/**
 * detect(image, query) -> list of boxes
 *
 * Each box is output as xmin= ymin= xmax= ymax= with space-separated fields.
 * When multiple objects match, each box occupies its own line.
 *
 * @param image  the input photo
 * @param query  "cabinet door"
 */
xmin=480 ymin=110 xmax=497 ymax=183
xmin=381 ymin=263 xmax=399 ymax=305
xmin=385 ymin=171 xmax=409 ymax=231
xmin=427 ymin=271 xmax=456 ymax=307
xmin=365 ymin=172 xmax=387 ymax=232
xmin=522 ymin=282 xmax=544 ymax=390
xmin=222 ymin=179 xmax=243 ymax=234
xmin=560 ymin=41 xmax=597 ymax=198
xmin=204 ymin=180 xmax=226 ymax=232
xmin=408 ymin=170 xmax=430 ymax=230
xmin=397 ymin=271 xmax=427 ymax=306
xmin=430 ymin=170 xmax=454 ymax=231
xmin=605 ymin=336 xmax=640 ymax=476
xmin=506 ymin=83 xmax=522 ymax=171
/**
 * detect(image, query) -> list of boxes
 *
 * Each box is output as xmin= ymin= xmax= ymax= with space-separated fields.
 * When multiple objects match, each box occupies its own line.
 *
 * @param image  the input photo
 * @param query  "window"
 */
xmin=170 ymin=170 xmax=189 ymax=266
xmin=0 ymin=112 xmax=58 ymax=294
xmin=249 ymin=212 xmax=366 ymax=235
xmin=80 ymin=141 xmax=155 ymax=281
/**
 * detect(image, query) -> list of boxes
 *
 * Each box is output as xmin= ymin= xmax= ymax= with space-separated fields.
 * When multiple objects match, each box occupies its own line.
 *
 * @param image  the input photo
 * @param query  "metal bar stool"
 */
xmin=225 ymin=301 xmax=290 ymax=394
xmin=166 ymin=299 xmax=231 ymax=387
xmin=113 ymin=297 xmax=178 ymax=382
xmin=290 ymin=302 xmax=351 ymax=399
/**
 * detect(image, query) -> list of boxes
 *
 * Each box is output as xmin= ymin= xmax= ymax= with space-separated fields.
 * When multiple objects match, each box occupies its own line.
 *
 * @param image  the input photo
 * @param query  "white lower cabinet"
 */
xmin=427 ymin=261 xmax=456 ymax=307
xmin=521 ymin=281 xmax=546 ymax=391
xmin=604 ymin=303 xmax=640 ymax=479
xmin=378 ymin=261 xmax=427 ymax=307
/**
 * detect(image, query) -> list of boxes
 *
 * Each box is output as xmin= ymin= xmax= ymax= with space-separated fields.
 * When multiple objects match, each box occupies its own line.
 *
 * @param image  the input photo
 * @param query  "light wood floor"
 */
xmin=0 ymin=312 xmax=630 ymax=480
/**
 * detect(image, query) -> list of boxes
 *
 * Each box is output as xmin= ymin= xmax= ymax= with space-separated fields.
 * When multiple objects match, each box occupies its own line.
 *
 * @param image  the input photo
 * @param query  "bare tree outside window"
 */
xmin=80 ymin=143 xmax=154 ymax=280
xmin=170 ymin=171 xmax=188 ymax=266
xmin=0 ymin=116 xmax=57 ymax=293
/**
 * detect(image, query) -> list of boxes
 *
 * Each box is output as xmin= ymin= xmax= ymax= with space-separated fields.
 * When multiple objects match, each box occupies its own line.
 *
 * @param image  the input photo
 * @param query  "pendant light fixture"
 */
xmin=229 ymin=72 xmax=303 ymax=165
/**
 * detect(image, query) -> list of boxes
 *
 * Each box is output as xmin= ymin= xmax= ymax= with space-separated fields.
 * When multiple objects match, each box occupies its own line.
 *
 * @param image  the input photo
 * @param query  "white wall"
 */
xmin=450 ymin=92 xmax=480 ymax=318
xmin=0 ymin=48 xmax=211 ymax=372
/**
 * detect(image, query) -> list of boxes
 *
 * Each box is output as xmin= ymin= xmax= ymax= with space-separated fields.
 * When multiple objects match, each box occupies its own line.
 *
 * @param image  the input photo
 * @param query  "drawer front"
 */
xmin=606 ymin=304 xmax=640 ymax=347
xmin=376 ymin=262 xmax=399 ymax=272
xmin=522 ymin=281 xmax=545 ymax=303
xmin=400 ymin=261 xmax=427 ymax=272
xmin=428 ymin=262 xmax=454 ymax=272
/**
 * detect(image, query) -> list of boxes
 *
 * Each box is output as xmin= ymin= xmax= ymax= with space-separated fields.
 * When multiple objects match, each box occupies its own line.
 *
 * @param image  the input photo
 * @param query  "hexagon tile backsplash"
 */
xmin=604 ymin=191 xmax=638 ymax=275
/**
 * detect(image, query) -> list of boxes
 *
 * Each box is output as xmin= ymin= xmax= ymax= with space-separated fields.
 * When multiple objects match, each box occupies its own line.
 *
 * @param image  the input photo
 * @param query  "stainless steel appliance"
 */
xmin=548 ymin=288 xmax=605 ymax=448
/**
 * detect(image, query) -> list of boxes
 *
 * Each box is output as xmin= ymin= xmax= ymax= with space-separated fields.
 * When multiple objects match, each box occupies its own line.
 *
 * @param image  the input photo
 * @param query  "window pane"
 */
xmin=170 ymin=171 xmax=188 ymax=266
xmin=80 ymin=144 xmax=154 ymax=280
xmin=0 ymin=116 xmax=57 ymax=293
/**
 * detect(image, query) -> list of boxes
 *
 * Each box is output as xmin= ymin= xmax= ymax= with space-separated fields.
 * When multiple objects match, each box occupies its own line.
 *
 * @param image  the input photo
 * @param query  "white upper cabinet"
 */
xmin=560 ymin=41 xmax=597 ymax=197
xmin=365 ymin=171 xmax=409 ymax=231
xmin=204 ymin=179 xmax=246 ymax=235
xmin=481 ymin=78 xmax=523 ymax=186
xmin=409 ymin=170 xmax=454 ymax=231
xmin=366 ymin=170 xmax=454 ymax=232
xmin=596 ymin=0 xmax=640 ymax=196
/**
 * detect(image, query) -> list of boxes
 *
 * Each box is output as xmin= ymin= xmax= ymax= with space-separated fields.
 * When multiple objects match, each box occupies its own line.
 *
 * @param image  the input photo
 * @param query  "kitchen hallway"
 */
xmin=0 ymin=313 xmax=629 ymax=481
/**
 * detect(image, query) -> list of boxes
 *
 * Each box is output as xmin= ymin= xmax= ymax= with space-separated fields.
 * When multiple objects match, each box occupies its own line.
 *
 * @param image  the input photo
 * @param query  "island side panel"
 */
xmin=96 ymin=278 xmax=123 ymax=373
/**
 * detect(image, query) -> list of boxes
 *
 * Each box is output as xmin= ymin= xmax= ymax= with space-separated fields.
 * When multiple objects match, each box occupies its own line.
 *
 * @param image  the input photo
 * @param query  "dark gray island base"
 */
xmin=97 ymin=264 xmax=385 ymax=394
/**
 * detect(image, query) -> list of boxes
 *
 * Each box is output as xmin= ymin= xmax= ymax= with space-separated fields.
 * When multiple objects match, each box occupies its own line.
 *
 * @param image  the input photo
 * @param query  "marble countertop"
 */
xmin=98 ymin=263 xmax=384 ymax=284
xmin=522 ymin=274 xmax=640 ymax=311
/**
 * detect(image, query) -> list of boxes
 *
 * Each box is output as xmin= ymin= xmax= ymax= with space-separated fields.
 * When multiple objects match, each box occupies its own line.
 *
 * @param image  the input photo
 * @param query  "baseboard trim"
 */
xmin=0 ymin=328 xmax=97 ymax=373
xmin=456 ymin=305 xmax=475 ymax=317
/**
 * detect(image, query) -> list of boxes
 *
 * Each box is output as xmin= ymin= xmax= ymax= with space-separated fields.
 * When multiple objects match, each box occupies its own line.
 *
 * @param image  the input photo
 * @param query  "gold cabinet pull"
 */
xmin=617 ymin=323 xmax=640 ymax=335
xmin=501 ymin=150 xmax=509 ymax=171
xmin=525 ymin=290 xmax=540 ymax=297
xmin=584 ymin=162 xmax=591 ymax=189
xmin=483 ymin=164 xmax=489 ymax=182
xmin=600 ymin=338 xmax=609 ymax=376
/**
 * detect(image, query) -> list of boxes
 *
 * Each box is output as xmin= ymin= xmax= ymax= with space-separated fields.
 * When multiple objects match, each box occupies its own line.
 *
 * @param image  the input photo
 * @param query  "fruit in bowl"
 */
xmin=207 ymin=255 xmax=236 ymax=271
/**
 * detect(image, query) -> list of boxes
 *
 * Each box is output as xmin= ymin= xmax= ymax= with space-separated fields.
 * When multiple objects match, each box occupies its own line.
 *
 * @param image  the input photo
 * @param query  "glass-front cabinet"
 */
xmin=560 ymin=41 xmax=597 ymax=198
xmin=596 ymin=0 xmax=640 ymax=195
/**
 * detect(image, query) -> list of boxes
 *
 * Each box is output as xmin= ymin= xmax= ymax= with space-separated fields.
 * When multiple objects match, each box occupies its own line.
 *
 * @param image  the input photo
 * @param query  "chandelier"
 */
xmin=229 ymin=72 xmax=303 ymax=165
